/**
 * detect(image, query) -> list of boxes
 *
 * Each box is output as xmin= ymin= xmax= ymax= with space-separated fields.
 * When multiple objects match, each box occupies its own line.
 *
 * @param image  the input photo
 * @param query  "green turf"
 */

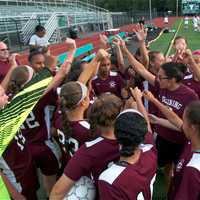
xmin=169 ymin=19 xmax=200 ymax=55
xmin=149 ymin=19 xmax=182 ymax=54
xmin=150 ymin=18 xmax=200 ymax=56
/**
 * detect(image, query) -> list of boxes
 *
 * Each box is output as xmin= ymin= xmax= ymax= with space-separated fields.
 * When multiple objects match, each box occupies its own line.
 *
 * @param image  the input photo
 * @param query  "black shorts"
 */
xmin=156 ymin=135 xmax=185 ymax=167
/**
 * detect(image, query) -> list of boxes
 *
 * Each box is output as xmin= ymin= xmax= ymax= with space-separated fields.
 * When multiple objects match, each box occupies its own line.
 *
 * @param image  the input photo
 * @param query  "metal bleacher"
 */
xmin=0 ymin=0 xmax=112 ymax=45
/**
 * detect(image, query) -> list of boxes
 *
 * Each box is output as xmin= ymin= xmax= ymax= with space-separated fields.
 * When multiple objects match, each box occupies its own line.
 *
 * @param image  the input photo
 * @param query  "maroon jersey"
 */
xmin=0 ymin=130 xmax=38 ymax=197
xmin=63 ymin=131 xmax=152 ymax=186
xmin=169 ymin=142 xmax=200 ymax=200
xmin=64 ymin=137 xmax=119 ymax=186
xmin=21 ymin=90 xmax=57 ymax=143
xmin=0 ymin=60 xmax=11 ymax=82
xmin=0 ymin=59 xmax=20 ymax=82
xmin=98 ymin=144 xmax=157 ymax=200
xmin=183 ymin=74 xmax=200 ymax=98
xmin=53 ymin=110 xmax=93 ymax=157
xmin=168 ymin=142 xmax=192 ymax=199
xmin=154 ymin=81 xmax=198 ymax=144
xmin=175 ymin=151 xmax=200 ymax=200
xmin=91 ymin=71 xmax=124 ymax=97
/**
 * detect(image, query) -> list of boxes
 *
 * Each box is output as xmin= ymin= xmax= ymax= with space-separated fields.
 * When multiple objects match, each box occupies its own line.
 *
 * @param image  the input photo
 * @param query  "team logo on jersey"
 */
xmin=176 ymin=159 xmax=185 ymax=172
xmin=109 ymin=81 xmax=116 ymax=88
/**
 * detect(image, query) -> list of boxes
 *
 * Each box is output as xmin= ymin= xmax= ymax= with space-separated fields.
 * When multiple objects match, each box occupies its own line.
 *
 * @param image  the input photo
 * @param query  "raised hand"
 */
xmin=182 ymin=49 xmax=193 ymax=63
xmin=133 ymin=24 xmax=147 ymax=42
xmin=123 ymin=96 xmax=137 ymax=110
xmin=99 ymin=34 xmax=108 ymax=47
xmin=96 ymin=49 xmax=109 ymax=61
xmin=143 ymin=90 xmax=155 ymax=102
xmin=8 ymin=53 xmax=19 ymax=68
xmin=148 ymin=114 xmax=159 ymax=124
xmin=130 ymin=87 xmax=143 ymax=100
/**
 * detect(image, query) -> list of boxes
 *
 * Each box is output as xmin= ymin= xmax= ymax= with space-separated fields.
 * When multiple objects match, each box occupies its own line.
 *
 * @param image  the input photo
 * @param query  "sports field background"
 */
xmin=37 ymin=18 xmax=200 ymax=200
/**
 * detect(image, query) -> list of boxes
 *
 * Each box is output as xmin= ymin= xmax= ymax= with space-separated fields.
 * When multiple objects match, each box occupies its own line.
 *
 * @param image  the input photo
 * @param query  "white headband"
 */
xmin=18 ymin=65 xmax=34 ymax=88
xmin=76 ymin=81 xmax=88 ymax=105
xmin=24 ymin=65 xmax=34 ymax=85
xmin=117 ymin=108 xmax=144 ymax=119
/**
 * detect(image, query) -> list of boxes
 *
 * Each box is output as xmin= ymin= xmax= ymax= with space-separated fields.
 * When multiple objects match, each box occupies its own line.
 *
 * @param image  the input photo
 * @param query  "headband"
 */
xmin=24 ymin=65 xmax=34 ymax=85
xmin=76 ymin=81 xmax=88 ymax=105
xmin=117 ymin=108 xmax=144 ymax=119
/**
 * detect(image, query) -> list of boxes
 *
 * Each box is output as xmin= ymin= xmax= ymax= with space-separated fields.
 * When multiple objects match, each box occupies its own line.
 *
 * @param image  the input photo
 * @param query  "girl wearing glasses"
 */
xmin=120 ymin=32 xmax=198 ymax=190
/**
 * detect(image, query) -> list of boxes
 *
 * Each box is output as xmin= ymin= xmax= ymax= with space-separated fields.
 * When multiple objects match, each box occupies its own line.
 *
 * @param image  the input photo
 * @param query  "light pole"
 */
xmin=149 ymin=0 xmax=152 ymax=22
xmin=176 ymin=0 xmax=179 ymax=16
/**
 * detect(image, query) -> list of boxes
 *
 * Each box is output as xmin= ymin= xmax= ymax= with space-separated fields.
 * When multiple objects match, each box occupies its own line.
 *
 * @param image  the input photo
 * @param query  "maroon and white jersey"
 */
xmin=175 ymin=150 xmax=200 ymax=200
xmin=21 ymin=90 xmax=57 ymax=143
xmin=63 ymin=131 xmax=153 ymax=186
xmin=183 ymin=74 xmax=200 ymax=98
xmin=98 ymin=144 xmax=157 ymax=200
xmin=0 ymin=130 xmax=38 ymax=194
xmin=64 ymin=137 xmax=119 ymax=186
xmin=53 ymin=110 xmax=93 ymax=157
xmin=168 ymin=142 xmax=192 ymax=199
xmin=154 ymin=81 xmax=198 ymax=144
xmin=91 ymin=71 xmax=124 ymax=97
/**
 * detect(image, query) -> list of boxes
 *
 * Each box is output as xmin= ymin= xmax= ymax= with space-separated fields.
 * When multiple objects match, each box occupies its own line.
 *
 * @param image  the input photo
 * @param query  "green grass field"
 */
xmin=150 ymin=18 xmax=200 ymax=56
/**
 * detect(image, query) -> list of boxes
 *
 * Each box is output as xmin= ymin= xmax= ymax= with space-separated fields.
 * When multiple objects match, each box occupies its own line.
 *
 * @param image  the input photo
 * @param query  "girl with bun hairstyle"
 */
xmin=98 ymin=88 xmax=157 ymax=200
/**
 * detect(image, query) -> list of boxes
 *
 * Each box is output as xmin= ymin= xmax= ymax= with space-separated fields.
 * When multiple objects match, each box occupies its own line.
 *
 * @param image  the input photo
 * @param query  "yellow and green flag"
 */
xmin=0 ymin=68 xmax=53 ymax=198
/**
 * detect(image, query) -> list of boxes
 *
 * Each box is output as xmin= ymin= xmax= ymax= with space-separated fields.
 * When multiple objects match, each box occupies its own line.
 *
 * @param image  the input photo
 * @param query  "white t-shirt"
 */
xmin=193 ymin=17 xmax=198 ymax=27
xmin=184 ymin=17 xmax=189 ymax=25
xmin=29 ymin=34 xmax=49 ymax=47
xmin=164 ymin=17 xmax=168 ymax=23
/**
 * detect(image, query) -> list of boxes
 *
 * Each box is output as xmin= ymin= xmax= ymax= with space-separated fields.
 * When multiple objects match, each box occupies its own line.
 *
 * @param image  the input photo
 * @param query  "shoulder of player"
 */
xmin=181 ymin=84 xmax=198 ymax=98
xmin=184 ymin=74 xmax=193 ymax=80
xmin=139 ymin=143 xmax=154 ymax=153
xmin=186 ymin=153 xmax=200 ymax=172
xmin=85 ymin=137 xmax=105 ymax=148
xmin=78 ymin=120 xmax=90 ymax=130
xmin=99 ymin=163 xmax=126 ymax=185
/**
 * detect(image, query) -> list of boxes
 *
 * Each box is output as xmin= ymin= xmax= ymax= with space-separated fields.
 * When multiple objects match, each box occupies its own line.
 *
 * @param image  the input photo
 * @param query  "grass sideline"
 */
xmin=150 ymin=18 xmax=200 ymax=56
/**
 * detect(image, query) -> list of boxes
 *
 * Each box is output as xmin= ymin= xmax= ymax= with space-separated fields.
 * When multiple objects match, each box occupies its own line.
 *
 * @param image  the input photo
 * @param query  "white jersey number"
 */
xmin=57 ymin=129 xmax=79 ymax=156
xmin=15 ymin=131 xmax=26 ymax=151
xmin=21 ymin=111 xmax=40 ymax=129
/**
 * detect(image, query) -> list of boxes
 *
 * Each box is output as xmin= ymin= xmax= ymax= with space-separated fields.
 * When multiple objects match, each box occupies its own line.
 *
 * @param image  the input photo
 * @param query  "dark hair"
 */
xmin=173 ymin=36 xmax=187 ymax=45
xmin=114 ymin=112 xmax=147 ymax=157
xmin=66 ymin=61 xmax=83 ymax=82
xmin=8 ymin=66 xmax=30 ymax=98
xmin=185 ymin=101 xmax=200 ymax=136
xmin=161 ymin=62 xmax=187 ymax=82
xmin=35 ymin=25 xmax=45 ymax=33
xmin=88 ymin=94 xmax=122 ymax=134
xmin=29 ymin=46 xmax=48 ymax=54
xmin=60 ymin=81 xmax=83 ymax=139
xmin=28 ymin=51 xmax=44 ymax=63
